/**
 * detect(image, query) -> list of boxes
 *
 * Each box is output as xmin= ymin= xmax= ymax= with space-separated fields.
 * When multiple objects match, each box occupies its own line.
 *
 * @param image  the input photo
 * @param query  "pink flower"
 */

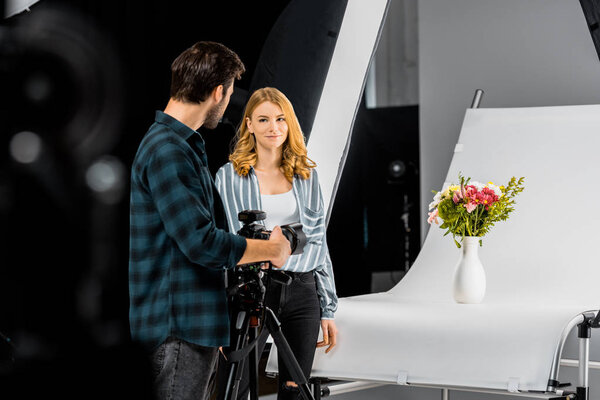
xmin=427 ymin=209 xmax=439 ymax=224
xmin=465 ymin=185 xmax=477 ymax=197
xmin=452 ymin=191 xmax=463 ymax=203
xmin=473 ymin=187 xmax=499 ymax=210
xmin=465 ymin=202 xmax=477 ymax=213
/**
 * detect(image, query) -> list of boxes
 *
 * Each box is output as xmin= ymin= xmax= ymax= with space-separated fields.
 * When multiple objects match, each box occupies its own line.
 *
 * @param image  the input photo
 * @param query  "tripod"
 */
xmin=221 ymin=266 xmax=316 ymax=400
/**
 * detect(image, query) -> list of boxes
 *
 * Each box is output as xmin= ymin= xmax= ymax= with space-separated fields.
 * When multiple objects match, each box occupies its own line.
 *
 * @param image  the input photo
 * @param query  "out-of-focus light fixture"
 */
xmin=3 ymin=4 xmax=124 ymax=164
xmin=388 ymin=159 xmax=406 ymax=179
xmin=9 ymin=131 xmax=42 ymax=164
xmin=85 ymin=156 xmax=126 ymax=205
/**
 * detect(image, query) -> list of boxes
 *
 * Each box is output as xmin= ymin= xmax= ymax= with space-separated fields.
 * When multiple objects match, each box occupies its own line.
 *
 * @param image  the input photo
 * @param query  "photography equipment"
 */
xmin=237 ymin=209 xmax=306 ymax=256
xmin=221 ymin=210 xmax=314 ymax=400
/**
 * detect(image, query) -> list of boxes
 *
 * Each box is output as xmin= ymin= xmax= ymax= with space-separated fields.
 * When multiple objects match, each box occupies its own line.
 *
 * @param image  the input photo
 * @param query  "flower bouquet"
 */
xmin=428 ymin=173 xmax=524 ymax=303
xmin=427 ymin=174 xmax=525 ymax=247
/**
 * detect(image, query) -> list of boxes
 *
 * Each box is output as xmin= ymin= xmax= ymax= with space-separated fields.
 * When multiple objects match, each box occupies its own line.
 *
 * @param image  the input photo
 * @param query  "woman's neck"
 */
xmin=254 ymin=146 xmax=283 ymax=172
xmin=253 ymin=146 xmax=292 ymax=194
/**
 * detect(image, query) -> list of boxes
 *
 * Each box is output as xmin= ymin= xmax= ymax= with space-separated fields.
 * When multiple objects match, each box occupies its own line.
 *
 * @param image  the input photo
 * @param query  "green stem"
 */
xmin=465 ymin=213 xmax=472 ymax=236
xmin=473 ymin=206 xmax=479 ymax=236
xmin=474 ymin=205 xmax=483 ymax=236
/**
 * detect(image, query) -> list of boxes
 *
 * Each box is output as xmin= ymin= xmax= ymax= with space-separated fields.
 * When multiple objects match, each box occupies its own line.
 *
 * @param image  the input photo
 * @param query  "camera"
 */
xmin=237 ymin=210 xmax=306 ymax=256
xmin=222 ymin=211 xmax=316 ymax=400
xmin=227 ymin=210 xmax=306 ymax=299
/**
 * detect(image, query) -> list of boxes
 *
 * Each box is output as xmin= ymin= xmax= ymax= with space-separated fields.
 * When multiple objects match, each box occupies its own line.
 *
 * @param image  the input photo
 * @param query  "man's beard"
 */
xmin=204 ymin=99 xmax=227 ymax=129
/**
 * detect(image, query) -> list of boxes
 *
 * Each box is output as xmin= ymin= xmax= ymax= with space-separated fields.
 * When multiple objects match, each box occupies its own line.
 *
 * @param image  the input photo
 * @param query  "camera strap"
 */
xmin=224 ymin=326 xmax=270 ymax=363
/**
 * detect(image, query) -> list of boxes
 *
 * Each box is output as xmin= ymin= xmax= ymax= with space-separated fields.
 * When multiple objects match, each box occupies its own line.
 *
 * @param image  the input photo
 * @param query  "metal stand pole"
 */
xmin=577 ymin=317 xmax=591 ymax=400
xmin=470 ymin=89 xmax=484 ymax=108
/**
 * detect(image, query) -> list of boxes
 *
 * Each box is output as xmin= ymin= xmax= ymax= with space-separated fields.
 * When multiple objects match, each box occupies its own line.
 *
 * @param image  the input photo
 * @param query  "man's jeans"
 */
xmin=151 ymin=336 xmax=219 ymax=400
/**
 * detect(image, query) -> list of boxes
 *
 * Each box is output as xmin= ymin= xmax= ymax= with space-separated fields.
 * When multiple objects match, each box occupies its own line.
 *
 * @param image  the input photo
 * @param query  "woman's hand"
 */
xmin=316 ymin=319 xmax=338 ymax=354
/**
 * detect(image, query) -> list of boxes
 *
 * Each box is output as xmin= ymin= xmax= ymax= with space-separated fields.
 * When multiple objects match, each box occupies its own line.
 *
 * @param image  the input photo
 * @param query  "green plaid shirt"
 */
xmin=129 ymin=111 xmax=246 ymax=350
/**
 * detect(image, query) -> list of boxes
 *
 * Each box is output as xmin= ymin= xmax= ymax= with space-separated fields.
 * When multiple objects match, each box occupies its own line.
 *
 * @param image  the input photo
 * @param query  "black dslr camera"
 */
xmin=226 ymin=210 xmax=307 ymax=300
xmin=237 ymin=210 xmax=306 ymax=257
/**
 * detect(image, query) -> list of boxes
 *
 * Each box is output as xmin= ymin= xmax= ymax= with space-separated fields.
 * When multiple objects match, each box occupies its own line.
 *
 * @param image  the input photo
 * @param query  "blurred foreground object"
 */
xmin=0 ymin=3 xmax=142 ymax=393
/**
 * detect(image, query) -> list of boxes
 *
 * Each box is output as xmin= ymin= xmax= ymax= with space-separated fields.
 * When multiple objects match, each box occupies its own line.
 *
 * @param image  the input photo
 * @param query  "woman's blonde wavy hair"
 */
xmin=229 ymin=87 xmax=316 ymax=182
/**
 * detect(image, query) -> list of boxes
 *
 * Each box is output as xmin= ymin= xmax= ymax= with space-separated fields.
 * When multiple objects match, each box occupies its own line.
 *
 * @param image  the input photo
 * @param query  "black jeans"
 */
xmin=220 ymin=271 xmax=321 ymax=400
xmin=151 ymin=336 xmax=219 ymax=400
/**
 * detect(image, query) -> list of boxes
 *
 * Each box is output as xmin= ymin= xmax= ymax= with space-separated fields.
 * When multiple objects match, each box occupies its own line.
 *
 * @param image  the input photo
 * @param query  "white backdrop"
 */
xmin=419 ymin=0 xmax=600 ymax=242
xmin=394 ymin=105 xmax=600 ymax=306
xmin=271 ymin=104 xmax=600 ymax=393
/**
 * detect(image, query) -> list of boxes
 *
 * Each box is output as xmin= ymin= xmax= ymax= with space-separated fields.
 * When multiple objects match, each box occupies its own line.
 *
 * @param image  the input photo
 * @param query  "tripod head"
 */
xmin=227 ymin=265 xmax=292 ymax=314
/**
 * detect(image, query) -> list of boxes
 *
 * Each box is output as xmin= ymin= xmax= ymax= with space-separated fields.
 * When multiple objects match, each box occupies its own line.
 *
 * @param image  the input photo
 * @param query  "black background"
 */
xmin=0 ymin=0 xmax=420 ymax=395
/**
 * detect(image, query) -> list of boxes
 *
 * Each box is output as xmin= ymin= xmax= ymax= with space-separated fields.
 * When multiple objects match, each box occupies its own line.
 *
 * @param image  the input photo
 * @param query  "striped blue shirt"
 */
xmin=129 ymin=111 xmax=247 ymax=350
xmin=215 ymin=162 xmax=338 ymax=319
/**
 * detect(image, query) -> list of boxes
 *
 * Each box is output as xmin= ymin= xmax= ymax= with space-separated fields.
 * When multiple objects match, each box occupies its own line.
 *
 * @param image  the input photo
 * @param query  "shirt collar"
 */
xmin=155 ymin=110 xmax=206 ymax=151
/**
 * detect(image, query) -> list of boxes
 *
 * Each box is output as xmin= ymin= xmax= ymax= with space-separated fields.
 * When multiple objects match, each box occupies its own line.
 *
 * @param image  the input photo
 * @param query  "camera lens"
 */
xmin=280 ymin=222 xmax=306 ymax=255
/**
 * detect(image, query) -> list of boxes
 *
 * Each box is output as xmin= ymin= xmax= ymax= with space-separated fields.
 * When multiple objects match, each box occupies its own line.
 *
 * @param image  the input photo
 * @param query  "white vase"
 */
xmin=452 ymin=236 xmax=486 ymax=304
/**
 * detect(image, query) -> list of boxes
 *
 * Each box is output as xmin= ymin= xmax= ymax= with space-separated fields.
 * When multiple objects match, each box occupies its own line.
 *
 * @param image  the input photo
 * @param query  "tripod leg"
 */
xmin=248 ymin=326 xmax=259 ymax=400
xmin=311 ymin=378 xmax=322 ymax=400
xmin=264 ymin=307 xmax=316 ymax=400
xmin=223 ymin=311 xmax=251 ymax=400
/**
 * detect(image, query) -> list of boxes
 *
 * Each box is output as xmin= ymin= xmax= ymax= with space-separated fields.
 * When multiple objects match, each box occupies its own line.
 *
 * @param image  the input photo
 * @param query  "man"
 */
xmin=129 ymin=41 xmax=291 ymax=400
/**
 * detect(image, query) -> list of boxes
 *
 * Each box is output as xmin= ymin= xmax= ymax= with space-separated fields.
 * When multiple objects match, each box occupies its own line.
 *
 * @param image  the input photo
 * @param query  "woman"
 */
xmin=215 ymin=87 xmax=338 ymax=399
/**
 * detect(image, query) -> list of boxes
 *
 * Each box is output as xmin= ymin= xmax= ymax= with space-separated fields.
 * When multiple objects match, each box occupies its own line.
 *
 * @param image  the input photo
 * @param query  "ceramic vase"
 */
xmin=452 ymin=236 xmax=486 ymax=304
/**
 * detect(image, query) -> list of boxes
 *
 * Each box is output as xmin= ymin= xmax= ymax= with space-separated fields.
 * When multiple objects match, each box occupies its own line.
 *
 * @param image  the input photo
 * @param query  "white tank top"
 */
xmin=260 ymin=189 xmax=299 ymax=230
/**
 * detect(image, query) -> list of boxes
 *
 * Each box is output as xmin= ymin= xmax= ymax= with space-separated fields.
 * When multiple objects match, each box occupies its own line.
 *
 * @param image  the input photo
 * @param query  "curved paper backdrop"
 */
xmin=286 ymin=104 xmax=600 ymax=393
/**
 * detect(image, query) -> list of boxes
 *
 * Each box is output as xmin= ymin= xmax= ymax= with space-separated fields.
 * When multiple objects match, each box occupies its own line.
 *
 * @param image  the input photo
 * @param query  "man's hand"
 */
xmin=316 ymin=319 xmax=338 ymax=354
xmin=268 ymin=226 xmax=291 ymax=268
xmin=237 ymin=226 xmax=291 ymax=267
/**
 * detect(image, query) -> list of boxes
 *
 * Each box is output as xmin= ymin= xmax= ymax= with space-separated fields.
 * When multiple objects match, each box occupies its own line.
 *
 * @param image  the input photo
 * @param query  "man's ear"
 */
xmin=212 ymin=84 xmax=224 ymax=104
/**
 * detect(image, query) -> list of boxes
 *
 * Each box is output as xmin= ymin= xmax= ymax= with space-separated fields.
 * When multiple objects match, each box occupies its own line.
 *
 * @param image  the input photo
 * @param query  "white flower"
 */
xmin=470 ymin=181 xmax=485 ymax=190
xmin=429 ymin=191 xmax=442 ymax=210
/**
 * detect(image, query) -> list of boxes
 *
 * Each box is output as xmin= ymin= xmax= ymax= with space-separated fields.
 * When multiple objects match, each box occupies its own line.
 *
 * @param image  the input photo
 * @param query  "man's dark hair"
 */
xmin=170 ymin=41 xmax=245 ymax=103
